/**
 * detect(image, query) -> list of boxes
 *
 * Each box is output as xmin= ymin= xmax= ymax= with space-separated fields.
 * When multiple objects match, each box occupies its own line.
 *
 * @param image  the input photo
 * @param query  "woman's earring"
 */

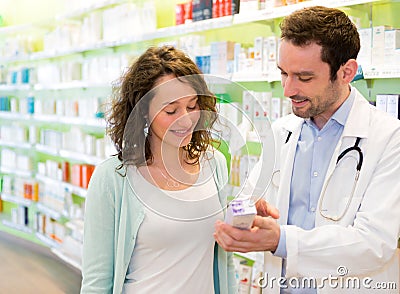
xmin=144 ymin=121 xmax=149 ymax=137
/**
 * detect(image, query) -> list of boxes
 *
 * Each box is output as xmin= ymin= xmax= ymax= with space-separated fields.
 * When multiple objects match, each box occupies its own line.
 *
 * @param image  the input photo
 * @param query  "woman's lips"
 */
xmin=170 ymin=129 xmax=192 ymax=137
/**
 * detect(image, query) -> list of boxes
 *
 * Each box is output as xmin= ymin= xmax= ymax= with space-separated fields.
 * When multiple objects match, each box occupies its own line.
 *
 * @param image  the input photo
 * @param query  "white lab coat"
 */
xmin=257 ymin=88 xmax=400 ymax=293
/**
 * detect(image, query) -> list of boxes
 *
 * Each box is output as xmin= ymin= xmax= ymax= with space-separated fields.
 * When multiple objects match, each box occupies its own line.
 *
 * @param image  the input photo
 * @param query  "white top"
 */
xmin=123 ymin=159 xmax=224 ymax=293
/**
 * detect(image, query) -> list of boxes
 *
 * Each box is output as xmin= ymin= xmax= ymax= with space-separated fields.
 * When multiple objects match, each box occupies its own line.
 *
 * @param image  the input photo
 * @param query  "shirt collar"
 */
xmin=331 ymin=86 xmax=355 ymax=126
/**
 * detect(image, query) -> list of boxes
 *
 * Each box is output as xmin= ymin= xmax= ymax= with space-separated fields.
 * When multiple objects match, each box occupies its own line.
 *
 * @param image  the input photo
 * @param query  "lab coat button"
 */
xmin=313 ymin=171 xmax=318 ymax=177
xmin=310 ymin=207 xmax=316 ymax=212
xmin=317 ymin=137 xmax=322 ymax=142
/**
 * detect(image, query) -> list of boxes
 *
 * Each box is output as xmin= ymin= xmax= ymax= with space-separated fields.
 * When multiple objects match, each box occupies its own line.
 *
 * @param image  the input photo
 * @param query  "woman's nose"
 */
xmin=176 ymin=112 xmax=194 ymax=128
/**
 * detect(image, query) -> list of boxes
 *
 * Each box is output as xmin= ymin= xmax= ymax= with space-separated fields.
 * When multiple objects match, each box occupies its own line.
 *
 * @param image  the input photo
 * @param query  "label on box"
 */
xmin=225 ymin=199 xmax=256 ymax=230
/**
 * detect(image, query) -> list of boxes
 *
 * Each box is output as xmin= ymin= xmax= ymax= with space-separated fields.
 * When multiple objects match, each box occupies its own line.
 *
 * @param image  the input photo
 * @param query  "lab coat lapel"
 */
xmin=315 ymin=89 xmax=371 ymax=225
xmin=276 ymin=116 xmax=303 ymax=224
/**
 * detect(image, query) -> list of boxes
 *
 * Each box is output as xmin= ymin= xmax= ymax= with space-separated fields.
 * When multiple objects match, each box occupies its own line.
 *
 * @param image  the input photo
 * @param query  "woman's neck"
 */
xmin=142 ymin=145 xmax=199 ymax=191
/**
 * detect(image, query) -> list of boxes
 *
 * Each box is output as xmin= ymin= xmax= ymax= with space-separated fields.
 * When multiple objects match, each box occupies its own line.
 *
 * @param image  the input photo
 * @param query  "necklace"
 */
xmin=156 ymin=167 xmax=180 ymax=188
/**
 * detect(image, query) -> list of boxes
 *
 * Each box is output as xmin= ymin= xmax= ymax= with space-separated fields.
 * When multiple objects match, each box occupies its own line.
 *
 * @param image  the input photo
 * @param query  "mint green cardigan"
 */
xmin=80 ymin=151 xmax=237 ymax=294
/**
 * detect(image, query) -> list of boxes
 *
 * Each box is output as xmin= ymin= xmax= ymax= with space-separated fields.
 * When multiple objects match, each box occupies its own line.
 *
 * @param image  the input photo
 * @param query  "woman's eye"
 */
xmin=165 ymin=110 xmax=176 ymax=115
xmin=187 ymin=105 xmax=197 ymax=111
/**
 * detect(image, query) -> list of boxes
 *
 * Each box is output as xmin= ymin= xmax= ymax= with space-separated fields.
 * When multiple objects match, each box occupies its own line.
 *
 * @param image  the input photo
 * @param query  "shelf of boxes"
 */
xmin=35 ymin=144 xmax=103 ymax=165
xmin=36 ymin=203 xmax=64 ymax=221
xmin=36 ymin=174 xmax=87 ymax=199
xmin=233 ymin=0 xmax=381 ymax=24
xmin=0 ymin=0 xmax=382 ymax=65
xmin=0 ymin=193 xmax=33 ymax=207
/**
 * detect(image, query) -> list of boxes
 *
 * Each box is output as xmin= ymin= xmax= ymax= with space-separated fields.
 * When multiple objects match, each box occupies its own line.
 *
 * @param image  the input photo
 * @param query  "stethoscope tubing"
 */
xmin=275 ymin=132 xmax=364 ymax=222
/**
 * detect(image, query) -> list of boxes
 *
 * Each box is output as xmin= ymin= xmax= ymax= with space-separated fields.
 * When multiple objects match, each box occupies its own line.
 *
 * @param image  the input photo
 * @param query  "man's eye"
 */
xmin=298 ymin=76 xmax=312 ymax=82
xmin=187 ymin=105 xmax=197 ymax=110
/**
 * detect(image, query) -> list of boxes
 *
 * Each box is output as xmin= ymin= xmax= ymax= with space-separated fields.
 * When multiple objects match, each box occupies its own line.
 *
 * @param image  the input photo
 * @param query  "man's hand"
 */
xmin=255 ymin=199 xmax=280 ymax=218
xmin=214 ymin=216 xmax=280 ymax=253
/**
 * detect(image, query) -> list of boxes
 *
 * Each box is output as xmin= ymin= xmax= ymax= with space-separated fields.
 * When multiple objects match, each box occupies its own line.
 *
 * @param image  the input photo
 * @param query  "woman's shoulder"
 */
xmin=204 ymin=146 xmax=227 ymax=165
xmin=92 ymin=156 xmax=125 ymax=179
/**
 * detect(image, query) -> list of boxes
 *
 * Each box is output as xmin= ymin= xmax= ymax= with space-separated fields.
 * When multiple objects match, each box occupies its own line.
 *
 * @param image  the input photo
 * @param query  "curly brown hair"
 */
xmin=280 ymin=6 xmax=360 ymax=81
xmin=106 ymin=46 xmax=217 ymax=167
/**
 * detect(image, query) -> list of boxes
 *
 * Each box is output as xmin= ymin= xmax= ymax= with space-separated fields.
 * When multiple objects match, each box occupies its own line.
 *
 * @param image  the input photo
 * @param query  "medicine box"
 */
xmin=225 ymin=199 xmax=257 ymax=230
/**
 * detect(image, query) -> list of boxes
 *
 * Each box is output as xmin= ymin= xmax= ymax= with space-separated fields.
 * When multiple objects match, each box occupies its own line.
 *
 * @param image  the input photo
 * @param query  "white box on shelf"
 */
xmin=386 ymin=94 xmax=400 ymax=119
xmin=253 ymin=36 xmax=263 ymax=73
xmin=375 ymin=94 xmax=387 ymax=113
xmin=253 ymin=91 xmax=271 ymax=137
xmin=271 ymin=97 xmax=281 ymax=122
xmin=384 ymin=30 xmax=400 ymax=66
xmin=242 ymin=90 xmax=255 ymax=127
xmin=358 ymin=28 xmax=372 ymax=67
xmin=372 ymin=26 xmax=392 ymax=65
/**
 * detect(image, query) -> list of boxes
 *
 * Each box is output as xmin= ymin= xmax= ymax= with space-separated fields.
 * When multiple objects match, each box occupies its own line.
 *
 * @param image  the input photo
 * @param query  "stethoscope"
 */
xmin=272 ymin=130 xmax=364 ymax=222
xmin=319 ymin=137 xmax=363 ymax=221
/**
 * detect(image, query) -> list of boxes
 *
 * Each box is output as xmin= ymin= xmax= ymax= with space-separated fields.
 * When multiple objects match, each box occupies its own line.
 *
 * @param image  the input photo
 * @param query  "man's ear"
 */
xmin=339 ymin=59 xmax=358 ymax=83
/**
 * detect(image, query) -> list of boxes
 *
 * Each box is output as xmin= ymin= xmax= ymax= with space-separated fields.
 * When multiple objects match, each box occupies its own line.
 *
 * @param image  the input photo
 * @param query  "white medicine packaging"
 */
xmin=225 ymin=199 xmax=257 ymax=230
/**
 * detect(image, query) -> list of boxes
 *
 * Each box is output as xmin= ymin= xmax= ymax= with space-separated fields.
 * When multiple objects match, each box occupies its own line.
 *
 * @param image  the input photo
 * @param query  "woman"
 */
xmin=80 ymin=46 xmax=236 ymax=294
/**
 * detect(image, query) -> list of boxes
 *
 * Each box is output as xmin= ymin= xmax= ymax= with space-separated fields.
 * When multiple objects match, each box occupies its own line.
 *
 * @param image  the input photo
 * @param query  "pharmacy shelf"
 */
xmin=0 ymin=111 xmax=105 ymax=128
xmin=59 ymin=149 xmax=103 ymax=165
xmin=33 ymin=114 xmax=106 ymax=128
xmin=0 ymin=0 xmax=382 ymax=67
xmin=0 ymin=84 xmax=31 ymax=91
xmin=0 ymin=82 xmax=110 ymax=91
xmin=33 ymin=81 xmax=111 ymax=90
xmin=0 ymin=16 xmax=52 ymax=35
xmin=55 ymin=0 xmax=130 ymax=20
xmin=232 ymin=71 xmax=281 ymax=83
xmin=35 ymin=144 xmax=103 ymax=165
xmin=233 ymin=0 xmax=381 ymax=24
xmin=35 ymin=173 xmax=62 ymax=185
xmin=362 ymin=66 xmax=400 ymax=79
xmin=63 ymin=183 xmax=87 ymax=198
xmin=1 ymin=75 xmax=278 ymax=93
xmin=0 ymin=166 xmax=33 ymax=178
xmin=36 ymin=232 xmax=61 ymax=248
xmin=36 ymin=174 xmax=87 ymax=198
xmin=51 ymin=247 xmax=82 ymax=271
xmin=65 ymin=220 xmax=84 ymax=239
xmin=0 ymin=140 xmax=32 ymax=150
xmin=35 ymin=144 xmax=59 ymax=156
xmin=0 ymin=111 xmax=31 ymax=121
xmin=50 ymin=234 xmax=83 ymax=271
xmin=2 ymin=220 xmax=32 ymax=234
xmin=36 ymin=203 xmax=63 ymax=221
xmin=0 ymin=193 xmax=33 ymax=206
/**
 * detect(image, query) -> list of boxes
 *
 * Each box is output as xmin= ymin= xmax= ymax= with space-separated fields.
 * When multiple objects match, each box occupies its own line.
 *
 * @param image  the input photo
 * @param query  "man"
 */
xmin=214 ymin=6 xmax=400 ymax=293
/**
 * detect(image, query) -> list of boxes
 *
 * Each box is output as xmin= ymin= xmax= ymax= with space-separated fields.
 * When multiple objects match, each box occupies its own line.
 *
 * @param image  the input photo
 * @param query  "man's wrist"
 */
xmin=272 ymin=226 xmax=287 ymax=258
